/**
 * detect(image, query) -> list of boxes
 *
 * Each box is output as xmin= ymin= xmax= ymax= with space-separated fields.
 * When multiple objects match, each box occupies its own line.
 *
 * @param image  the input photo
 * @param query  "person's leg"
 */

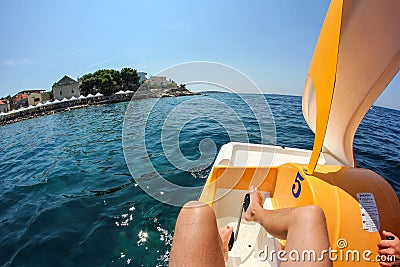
xmin=245 ymin=190 xmax=332 ymax=267
xmin=169 ymin=201 xmax=233 ymax=267
xmin=283 ymin=205 xmax=332 ymax=267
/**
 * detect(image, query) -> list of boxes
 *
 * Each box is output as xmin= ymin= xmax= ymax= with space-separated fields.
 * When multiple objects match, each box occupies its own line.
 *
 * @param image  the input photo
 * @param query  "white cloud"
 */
xmin=75 ymin=57 xmax=117 ymax=75
xmin=2 ymin=58 xmax=33 ymax=67
xmin=2 ymin=60 xmax=16 ymax=66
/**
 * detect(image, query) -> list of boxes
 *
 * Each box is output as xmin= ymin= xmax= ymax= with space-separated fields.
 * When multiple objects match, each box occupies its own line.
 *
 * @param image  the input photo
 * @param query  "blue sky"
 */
xmin=0 ymin=0 xmax=398 ymax=109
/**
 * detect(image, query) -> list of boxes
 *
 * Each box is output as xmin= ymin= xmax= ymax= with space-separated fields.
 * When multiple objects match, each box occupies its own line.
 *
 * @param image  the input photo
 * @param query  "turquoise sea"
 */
xmin=0 ymin=93 xmax=399 ymax=266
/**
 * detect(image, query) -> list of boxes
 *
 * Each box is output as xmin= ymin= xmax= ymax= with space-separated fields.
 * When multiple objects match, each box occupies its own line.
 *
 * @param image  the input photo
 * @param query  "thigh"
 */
xmin=169 ymin=201 xmax=225 ymax=267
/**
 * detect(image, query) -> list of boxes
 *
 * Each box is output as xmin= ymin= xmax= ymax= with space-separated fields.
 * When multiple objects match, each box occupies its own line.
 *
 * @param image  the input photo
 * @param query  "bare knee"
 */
xmin=182 ymin=201 xmax=212 ymax=213
xmin=290 ymin=205 xmax=327 ymax=226
xmin=178 ymin=201 xmax=216 ymax=224
xmin=183 ymin=201 xmax=207 ymax=208
xmin=302 ymin=205 xmax=325 ymax=218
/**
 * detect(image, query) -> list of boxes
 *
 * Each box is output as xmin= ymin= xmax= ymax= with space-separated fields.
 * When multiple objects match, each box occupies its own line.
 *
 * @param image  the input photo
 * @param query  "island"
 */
xmin=0 ymin=68 xmax=198 ymax=126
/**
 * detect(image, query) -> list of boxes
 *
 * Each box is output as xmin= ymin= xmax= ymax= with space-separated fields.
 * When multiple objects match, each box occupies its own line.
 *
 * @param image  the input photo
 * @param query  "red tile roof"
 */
xmin=14 ymin=94 xmax=29 ymax=101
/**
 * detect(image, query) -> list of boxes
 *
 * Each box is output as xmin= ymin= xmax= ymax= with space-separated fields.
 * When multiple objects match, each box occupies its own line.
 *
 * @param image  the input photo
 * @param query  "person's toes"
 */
xmin=244 ymin=187 xmax=263 ymax=222
xmin=219 ymin=225 xmax=233 ymax=261
xmin=218 ymin=226 xmax=233 ymax=246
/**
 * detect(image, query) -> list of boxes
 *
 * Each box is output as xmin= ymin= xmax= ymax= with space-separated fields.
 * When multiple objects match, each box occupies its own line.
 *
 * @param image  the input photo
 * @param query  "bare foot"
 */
xmin=244 ymin=187 xmax=263 ymax=222
xmin=218 ymin=225 xmax=233 ymax=262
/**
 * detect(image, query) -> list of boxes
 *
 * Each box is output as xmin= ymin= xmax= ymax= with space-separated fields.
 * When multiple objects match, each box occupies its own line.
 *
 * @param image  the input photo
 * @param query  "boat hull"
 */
xmin=199 ymin=142 xmax=400 ymax=266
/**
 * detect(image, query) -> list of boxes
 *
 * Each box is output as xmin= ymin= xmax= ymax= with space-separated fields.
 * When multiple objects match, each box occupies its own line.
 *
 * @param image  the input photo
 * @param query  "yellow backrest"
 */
xmin=199 ymin=166 xmax=278 ymax=205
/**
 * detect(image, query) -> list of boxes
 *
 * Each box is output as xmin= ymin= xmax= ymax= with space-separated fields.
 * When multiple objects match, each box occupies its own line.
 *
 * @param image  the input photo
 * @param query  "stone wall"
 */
xmin=52 ymin=76 xmax=81 ymax=100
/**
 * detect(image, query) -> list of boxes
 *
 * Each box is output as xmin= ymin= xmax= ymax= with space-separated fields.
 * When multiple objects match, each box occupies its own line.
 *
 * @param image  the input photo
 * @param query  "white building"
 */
xmin=138 ymin=72 xmax=147 ymax=84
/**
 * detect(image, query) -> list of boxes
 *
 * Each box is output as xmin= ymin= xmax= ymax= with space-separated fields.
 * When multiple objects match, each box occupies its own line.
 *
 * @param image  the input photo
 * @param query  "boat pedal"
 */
xmin=229 ymin=193 xmax=251 ymax=251
xmin=228 ymin=231 xmax=235 ymax=251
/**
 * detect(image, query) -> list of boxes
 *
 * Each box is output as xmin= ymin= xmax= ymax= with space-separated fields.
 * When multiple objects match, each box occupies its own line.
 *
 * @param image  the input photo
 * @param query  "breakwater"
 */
xmin=0 ymin=88 xmax=197 ymax=126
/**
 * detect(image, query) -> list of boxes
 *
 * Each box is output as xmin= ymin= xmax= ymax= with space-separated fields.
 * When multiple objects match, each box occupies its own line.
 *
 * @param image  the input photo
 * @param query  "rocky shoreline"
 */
xmin=0 ymin=88 xmax=198 ymax=126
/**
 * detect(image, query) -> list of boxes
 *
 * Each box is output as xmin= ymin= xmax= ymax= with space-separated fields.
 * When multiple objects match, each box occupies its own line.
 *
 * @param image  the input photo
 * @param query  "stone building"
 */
xmin=149 ymin=76 xmax=167 ymax=87
xmin=13 ymin=94 xmax=29 ymax=109
xmin=52 ymin=75 xmax=80 ymax=100
xmin=0 ymin=99 xmax=10 ymax=113
xmin=28 ymin=92 xmax=50 ymax=106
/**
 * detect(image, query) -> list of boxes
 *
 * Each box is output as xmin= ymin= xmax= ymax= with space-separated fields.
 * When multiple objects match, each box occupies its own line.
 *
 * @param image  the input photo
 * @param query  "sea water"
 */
xmin=0 ymin=93 xmax=398 ymax=266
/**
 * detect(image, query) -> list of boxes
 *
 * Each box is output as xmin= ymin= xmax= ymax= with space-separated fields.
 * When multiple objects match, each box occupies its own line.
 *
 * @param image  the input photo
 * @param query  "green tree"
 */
xmin=98 ymin=71 xmax=117 ymax=95
xmin=79 ymin=67 xmax=141 ymax=95
xmin=121 ymin=68 xmax=140 ymax=91
xmin=80 ymin=73 xmax=97 ymax=95
xmin=47 ymin=91 xmax=53 ymax=100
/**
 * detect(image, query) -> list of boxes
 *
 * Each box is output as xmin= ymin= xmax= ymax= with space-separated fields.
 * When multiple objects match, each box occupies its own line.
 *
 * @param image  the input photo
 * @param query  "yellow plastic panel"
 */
xmin=303 ymin=0 xmax=400 ymax=167
xmin=305 ymin=0 xmax=344 ymax=174
xmin=272 ymin=163 xmax=400 ymax=266
xmin=199 ymin=166 xmax=278 ymax=205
